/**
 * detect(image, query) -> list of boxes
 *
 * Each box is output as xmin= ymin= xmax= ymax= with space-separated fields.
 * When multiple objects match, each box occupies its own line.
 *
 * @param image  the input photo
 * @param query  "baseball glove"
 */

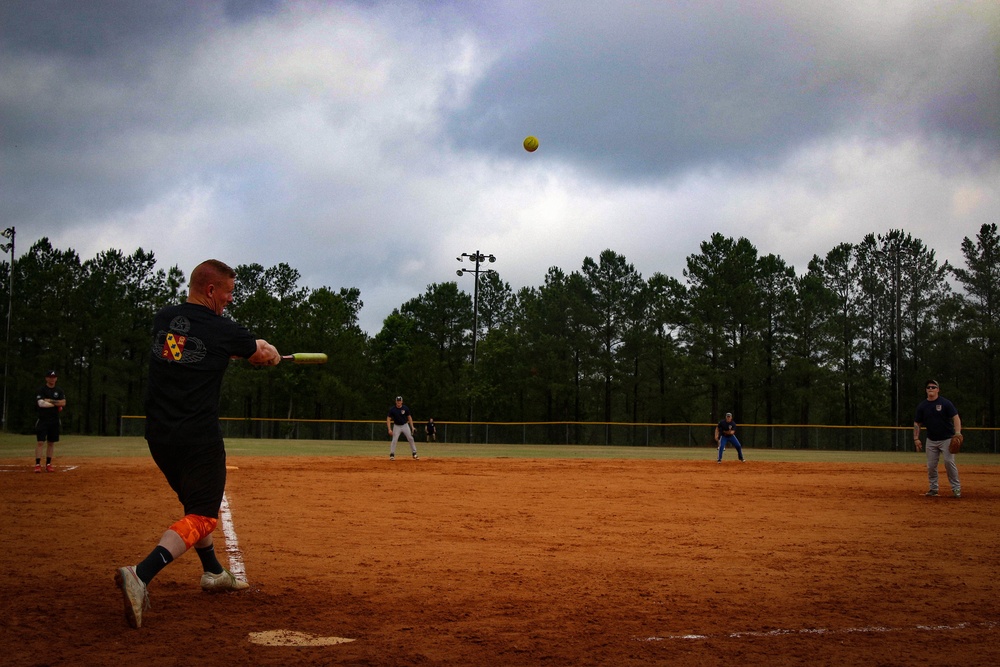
xmin=949 ymin=433 xmax=963 ymax=454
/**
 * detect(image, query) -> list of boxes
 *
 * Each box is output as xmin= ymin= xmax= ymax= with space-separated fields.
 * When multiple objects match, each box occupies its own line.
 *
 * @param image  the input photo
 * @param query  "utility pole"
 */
xmin=456 ymin=250 xmax=496 ymax=442
xmin=1 ymin=226 xmax=15 ymax=432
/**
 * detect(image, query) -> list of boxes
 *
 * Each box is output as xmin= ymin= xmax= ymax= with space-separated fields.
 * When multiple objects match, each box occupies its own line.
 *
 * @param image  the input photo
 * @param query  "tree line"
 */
xmin=1 ymin=224 xmax=998 ymax=443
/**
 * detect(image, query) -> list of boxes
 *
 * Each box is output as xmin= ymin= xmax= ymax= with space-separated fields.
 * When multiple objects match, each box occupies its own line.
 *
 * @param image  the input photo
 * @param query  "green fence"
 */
xmin=118 ymin=417 xmax=1000 ymax=453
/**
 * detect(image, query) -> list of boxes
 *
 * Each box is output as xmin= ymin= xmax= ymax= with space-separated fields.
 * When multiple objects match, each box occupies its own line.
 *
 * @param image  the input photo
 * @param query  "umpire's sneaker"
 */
xmin=201 ymin=568 xmax=249 ymax=593
xmin=924 ymin=489 xmax=938 ymax=497
xmin=114 ymin=565 xmax=150 ymax=629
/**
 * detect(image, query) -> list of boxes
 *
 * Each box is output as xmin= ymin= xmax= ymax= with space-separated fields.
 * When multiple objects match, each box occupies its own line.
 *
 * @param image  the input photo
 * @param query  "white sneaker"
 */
xmin=200 ymin=568 xmax=249 ymax=592
xmin=114 ymin=565 xmax=150 ymax=628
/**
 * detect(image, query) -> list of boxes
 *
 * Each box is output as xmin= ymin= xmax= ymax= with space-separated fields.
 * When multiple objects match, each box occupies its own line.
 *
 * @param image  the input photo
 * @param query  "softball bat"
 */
xmin=282 ymin=353 xmax=328 ymax=364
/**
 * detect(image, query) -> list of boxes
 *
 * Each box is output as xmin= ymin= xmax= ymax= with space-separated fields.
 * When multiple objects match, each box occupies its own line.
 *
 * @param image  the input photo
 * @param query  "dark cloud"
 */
xmin=0 ymin=1 xmax=289 ymax=228
xmin=448 ymin=2 xmax=1000 ymax=179
xmin=1 ymin=1 xmax=996 ymax=335
xmin=0 ymin=1 xmax=202 ymax=59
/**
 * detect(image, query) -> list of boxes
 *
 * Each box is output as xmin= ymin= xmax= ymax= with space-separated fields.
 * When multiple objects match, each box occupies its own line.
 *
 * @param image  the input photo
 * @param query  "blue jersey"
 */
xmin=388 ymin=404 xmax=411 ymax=425
xmin=915 ymin=397 xmax=958 ymax=441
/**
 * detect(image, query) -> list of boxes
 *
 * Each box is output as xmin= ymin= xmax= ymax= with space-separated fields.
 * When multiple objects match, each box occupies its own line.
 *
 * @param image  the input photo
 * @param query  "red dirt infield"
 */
xmin=3 ymin=456 xmax=999 ymax=666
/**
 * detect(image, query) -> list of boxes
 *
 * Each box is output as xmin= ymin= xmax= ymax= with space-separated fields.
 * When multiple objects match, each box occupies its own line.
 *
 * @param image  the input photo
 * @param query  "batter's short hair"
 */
xmin=190 ymin=259 xmax=237 ymax=291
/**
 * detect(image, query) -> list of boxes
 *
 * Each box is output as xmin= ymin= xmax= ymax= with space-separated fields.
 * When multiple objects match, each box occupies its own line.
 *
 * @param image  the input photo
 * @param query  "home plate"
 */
xmin=248 ymin=630 xmax=355 ymax=646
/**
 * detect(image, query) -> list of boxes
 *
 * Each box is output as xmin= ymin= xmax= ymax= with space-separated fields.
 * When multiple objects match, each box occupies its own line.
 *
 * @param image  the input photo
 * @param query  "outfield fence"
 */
xmin=118 ymin=416 xmax=1000 ymax=453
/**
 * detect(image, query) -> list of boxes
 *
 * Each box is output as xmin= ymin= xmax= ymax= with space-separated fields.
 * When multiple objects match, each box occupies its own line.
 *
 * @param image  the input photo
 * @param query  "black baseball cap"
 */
xmin=45 ymin=370 xmax=58 ymax=377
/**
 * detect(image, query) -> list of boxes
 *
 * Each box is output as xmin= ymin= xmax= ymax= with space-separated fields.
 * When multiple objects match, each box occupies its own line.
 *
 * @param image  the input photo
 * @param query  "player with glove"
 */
xmin=913 ymin=379 xmax=962 ymax=498
xmin=714 ymin=412 xmax=746 ymax=463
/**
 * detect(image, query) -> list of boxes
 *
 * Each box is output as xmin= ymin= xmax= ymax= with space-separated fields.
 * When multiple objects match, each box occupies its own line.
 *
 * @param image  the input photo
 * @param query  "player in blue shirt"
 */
xmin=714 ymin=412 xmax=746 ymax=463
xmin=913 ymin=379 xmax=962 ymax=497
xmin=387 ymin=396 xmax=419 ymax=460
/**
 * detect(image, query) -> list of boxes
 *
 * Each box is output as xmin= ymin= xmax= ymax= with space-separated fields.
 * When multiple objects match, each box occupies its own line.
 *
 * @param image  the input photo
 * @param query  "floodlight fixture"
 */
xmin=454 ymin=249 xmax=498 ymax=440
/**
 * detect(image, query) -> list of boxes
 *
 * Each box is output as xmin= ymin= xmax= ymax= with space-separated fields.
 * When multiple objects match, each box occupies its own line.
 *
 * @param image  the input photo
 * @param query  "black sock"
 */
xmin=46 ymin=457 xmax=52 ymax=465
xmin=35 ymin=458 xmax=40 ymax=465
xmin=196 ymin=544 xmax=223 ymax=575
xmin=135 ymin=546 xmax=173 ymax=584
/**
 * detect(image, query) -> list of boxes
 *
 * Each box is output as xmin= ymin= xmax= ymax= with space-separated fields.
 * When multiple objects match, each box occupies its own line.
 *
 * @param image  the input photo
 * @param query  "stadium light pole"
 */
xmin=457 ymin=250 xmax=496 ymax=442
xmin=1 ymin=226 xmax=14 ymax=432
xmin=892 ymin=250 xmax=901 ymax=451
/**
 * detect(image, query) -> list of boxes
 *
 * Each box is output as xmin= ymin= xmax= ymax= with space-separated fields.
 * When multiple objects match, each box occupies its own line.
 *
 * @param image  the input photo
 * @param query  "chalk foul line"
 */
xmin=219 ymin=492 xmax=246 ymax=582
xmin=638 ymin=621 xmax=999 ymax=641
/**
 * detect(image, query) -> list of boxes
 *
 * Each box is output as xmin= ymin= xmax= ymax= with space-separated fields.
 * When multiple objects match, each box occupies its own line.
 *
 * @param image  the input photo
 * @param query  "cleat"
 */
xmin=46 ymin=464 xmax=55 ymax=472
xmin=924 ymin=490 xmax=938 ymax=497
xmin=200 ymin=568 xmax=249 ymax=593
xmin=953 ymin=490 xmax=962 ymax=498
xmin=34 ymin=464 xmax=41 ymax=473
xmin=389 ymin=454 xmax=394 ymax=461
xmin=115 ymin=566 xmax=150 ymax=628
xmin=412 ymin=453 xmax=419 ymax=460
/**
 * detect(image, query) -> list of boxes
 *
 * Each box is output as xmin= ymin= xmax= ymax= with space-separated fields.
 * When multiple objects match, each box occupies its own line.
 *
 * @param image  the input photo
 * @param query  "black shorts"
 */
xmin=147 ymin=439 xmax=227 ymax=518
xmin=35 ymin=419 xmax=60 ymax=443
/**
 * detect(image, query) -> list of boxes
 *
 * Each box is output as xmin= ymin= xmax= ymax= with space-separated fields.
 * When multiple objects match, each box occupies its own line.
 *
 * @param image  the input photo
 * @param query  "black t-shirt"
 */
xmin=144 ymin=302 xmax=257 ymax=445
xmin=36 ymin=385 xmax=64 ymax=420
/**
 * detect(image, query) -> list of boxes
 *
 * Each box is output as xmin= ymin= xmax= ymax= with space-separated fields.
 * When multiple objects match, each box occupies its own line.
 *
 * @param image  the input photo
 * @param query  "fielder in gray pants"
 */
xmin=913 ymin=380 xmax=962 ymax=498
xmin=387 ymin=396 xmax=418 ymax=460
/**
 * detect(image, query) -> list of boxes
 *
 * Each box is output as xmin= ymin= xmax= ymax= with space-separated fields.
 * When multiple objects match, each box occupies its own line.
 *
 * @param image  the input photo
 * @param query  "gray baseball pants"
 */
xmin=390 ymin=424 xmax=416 ymax=456
xmin=924 ymin=437 xmax=960 ymax=494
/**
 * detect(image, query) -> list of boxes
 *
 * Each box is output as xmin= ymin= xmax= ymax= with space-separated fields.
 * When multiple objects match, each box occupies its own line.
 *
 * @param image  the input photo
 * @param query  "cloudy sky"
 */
xmin=3 ymin=0 xmax=998 ymax=334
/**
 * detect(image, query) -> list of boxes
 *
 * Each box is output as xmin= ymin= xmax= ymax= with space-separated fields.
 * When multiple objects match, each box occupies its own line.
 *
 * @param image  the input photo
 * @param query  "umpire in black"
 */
xmin=34 ymin=369 xmax=66 ymax=472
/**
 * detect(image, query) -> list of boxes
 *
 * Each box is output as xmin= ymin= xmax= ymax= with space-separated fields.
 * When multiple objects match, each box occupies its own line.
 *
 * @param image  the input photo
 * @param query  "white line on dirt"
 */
xmin=637 ymin=621 xmax=998 ymax=641
xmin=219 ymin=492 xmax=246 ymax=582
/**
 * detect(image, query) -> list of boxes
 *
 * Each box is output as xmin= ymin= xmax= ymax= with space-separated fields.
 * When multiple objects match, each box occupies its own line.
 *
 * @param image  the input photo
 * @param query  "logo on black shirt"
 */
xmin=153 ymin=316 xmax=207 ymax=363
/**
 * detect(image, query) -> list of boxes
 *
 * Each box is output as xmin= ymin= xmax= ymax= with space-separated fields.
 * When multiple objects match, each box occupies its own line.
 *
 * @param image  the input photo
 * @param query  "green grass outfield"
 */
xmin=2 ymin=433 xmax=998 ymax=465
